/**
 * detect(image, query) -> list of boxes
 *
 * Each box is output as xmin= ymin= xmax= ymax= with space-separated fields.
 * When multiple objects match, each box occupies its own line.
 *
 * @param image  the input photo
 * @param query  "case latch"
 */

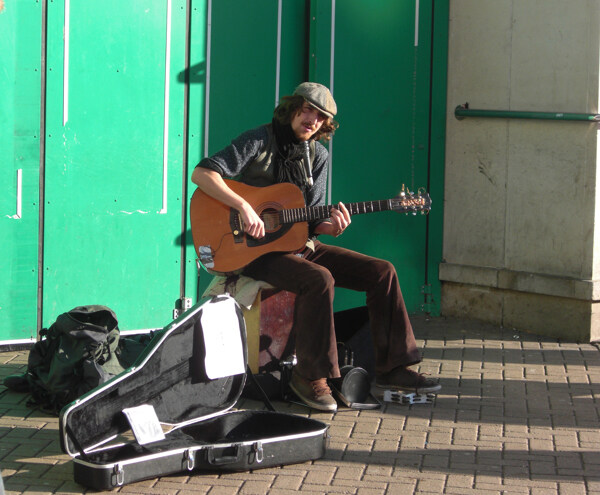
xmin=253 ymin=441 xmax=264 ymax=463
xmin=113 ymin=463 xmax=125 ymax=486
xmin=184 ymin=449 xmax=196 ymax=471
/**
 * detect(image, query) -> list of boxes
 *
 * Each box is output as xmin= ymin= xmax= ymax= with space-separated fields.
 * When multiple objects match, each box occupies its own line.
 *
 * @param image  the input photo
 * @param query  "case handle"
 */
xmin=206 ymin=445 xmax=242 ymax=466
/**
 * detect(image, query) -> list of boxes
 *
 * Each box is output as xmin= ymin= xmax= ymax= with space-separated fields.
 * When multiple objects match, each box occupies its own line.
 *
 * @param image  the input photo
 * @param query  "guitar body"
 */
xmin=190 ymin=180 xmax=309 ymax=274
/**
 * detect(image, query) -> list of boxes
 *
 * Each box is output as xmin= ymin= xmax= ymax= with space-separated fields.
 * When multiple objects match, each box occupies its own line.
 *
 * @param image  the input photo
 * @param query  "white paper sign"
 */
xmin=122 ymin=404 xmax=166 ymax=445
xmin=200 ymin=297 xmax=245 ymax=379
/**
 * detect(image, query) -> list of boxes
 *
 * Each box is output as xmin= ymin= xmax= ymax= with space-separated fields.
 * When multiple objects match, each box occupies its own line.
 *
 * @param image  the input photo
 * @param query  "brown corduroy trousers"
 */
xmin=243 ymin=240 xmax=421 ymax=380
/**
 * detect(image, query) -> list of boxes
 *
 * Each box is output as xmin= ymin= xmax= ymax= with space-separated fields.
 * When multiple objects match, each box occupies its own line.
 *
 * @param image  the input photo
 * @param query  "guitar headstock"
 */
xmin=391 ymin=186 xmax=431 ymax=215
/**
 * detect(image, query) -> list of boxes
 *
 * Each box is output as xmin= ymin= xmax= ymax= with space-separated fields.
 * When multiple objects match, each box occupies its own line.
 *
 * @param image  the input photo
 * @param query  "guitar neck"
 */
xmin=281 ymin=200 xmax=393 ymax=224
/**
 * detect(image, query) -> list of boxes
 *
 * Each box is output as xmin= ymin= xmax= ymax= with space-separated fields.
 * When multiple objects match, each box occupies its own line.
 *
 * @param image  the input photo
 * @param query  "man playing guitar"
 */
xmin=191 ymin=82 xmax=440 ymax=411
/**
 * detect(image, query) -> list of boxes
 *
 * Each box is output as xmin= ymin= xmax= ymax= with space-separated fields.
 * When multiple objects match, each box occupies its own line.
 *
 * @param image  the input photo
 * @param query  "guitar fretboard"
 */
xmin=280 ymin=201 xmax=392 ymax=224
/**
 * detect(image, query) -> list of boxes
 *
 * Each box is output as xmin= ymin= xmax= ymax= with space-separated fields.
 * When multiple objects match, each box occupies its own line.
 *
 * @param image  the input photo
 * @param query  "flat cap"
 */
xmin=294 ymin=82 xmax=337 ymax=118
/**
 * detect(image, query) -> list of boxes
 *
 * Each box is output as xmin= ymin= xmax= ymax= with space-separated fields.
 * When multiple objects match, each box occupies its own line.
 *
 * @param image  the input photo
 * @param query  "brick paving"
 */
xmin=0 ymin=315 xmax=599 ymax=494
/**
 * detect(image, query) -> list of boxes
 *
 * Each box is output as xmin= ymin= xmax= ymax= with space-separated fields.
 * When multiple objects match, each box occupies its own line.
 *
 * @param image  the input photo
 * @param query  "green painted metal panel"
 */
xmin=43 ymin=0 xmax=188 ymax=330
xmin=279 ymin=0 xmax=309 ymax=93
xmin=310 ymin=0 xmax=443 ymax=314
xmin=0 ymin=1 xmax=42 ymax=341
xmin=206 ymin=0 xmax=279 ymax=153
xmin=308 ymin=0 xmax=332 ymax=84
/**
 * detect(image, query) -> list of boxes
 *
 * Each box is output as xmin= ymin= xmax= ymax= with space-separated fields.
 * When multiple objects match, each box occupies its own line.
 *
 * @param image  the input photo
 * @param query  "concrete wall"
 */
xmin=442 ymin=0 xmax=600 ymax=341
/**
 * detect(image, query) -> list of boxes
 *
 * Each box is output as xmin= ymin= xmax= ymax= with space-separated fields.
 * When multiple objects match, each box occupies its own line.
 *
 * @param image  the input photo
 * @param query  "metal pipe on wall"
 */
xmin=455 ymin=103 xmax=600 ymax=122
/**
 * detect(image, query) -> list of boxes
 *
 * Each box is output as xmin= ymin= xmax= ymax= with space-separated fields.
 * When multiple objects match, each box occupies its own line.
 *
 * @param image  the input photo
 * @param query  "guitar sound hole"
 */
xmin=260 ymin=209 xmax=281 ymax=232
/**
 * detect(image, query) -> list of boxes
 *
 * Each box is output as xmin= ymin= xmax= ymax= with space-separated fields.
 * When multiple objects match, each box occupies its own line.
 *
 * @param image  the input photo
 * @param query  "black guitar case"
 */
xmin=58 ymin=295 xmax=328 ymax=490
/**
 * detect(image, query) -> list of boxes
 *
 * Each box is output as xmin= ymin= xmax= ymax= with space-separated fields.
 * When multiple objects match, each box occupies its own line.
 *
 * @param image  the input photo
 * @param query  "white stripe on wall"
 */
xmin=327 ymin=0 xmax=336 ymax=203
xmin=63 ymin=0 xmax=70 ymax=125
xmin=159 ymin=0 xmax=172 ymax=214
xmin=204 ymin=0 xmax=213 ymax=157
xmin=415 ymin=0 xmax=420 ymax=47
xmin=7 ymin=169 xmax=22 ymax=220
xmin=275 ymin=0 xmax=282 ymax=107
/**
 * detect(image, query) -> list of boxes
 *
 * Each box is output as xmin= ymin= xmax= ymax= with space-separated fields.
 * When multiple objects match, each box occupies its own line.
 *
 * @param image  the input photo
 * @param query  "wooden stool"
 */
xmin=244 ymin=289 xmax=296 ymax=374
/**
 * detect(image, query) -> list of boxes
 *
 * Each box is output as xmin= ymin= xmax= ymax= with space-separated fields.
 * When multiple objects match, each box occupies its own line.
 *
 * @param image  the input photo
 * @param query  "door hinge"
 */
xmin=421 ymin=284 xmax=433 ymax=315
xmin=173 ymin=297 xmax=193 ymax=319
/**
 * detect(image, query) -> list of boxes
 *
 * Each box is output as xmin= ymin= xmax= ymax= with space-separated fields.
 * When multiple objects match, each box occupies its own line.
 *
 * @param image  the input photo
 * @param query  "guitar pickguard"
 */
xmin=229 ymin=204 xmax=296 ymax=248
xmin=245 ymin=223 xmax=294 ymax=248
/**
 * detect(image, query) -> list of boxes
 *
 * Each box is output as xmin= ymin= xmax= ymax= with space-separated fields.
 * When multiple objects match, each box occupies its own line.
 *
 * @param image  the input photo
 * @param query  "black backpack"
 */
xmin=25 ymin=305 xmax=142 ymax=414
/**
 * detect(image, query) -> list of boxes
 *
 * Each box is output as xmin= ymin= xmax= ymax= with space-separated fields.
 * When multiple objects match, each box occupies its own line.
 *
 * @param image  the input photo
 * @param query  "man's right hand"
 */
xmin=239 ymin=202 xmax=265 ymax=239
xmin=192 ymin=167 xmax=265 ymax=238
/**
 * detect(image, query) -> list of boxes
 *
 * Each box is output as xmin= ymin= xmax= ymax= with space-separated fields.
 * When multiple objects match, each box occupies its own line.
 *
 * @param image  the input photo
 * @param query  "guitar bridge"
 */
xmin=229 ymin=210 xmax=245 ymax=244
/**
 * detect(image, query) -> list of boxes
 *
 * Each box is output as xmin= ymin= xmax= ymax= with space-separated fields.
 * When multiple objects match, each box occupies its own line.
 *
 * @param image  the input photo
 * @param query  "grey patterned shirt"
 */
xmin=196 ymin=124 xmax=330 ymax=234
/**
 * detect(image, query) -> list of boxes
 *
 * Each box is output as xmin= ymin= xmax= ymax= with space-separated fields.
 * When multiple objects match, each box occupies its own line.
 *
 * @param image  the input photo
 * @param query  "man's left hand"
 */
xmin=330 ymin=202 xmax=351 ymax=237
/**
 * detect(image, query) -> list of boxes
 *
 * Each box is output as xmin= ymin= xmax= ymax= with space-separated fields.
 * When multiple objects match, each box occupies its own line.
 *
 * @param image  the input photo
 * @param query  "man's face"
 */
xmin=290 ymin=102 xmax=327 ymax=141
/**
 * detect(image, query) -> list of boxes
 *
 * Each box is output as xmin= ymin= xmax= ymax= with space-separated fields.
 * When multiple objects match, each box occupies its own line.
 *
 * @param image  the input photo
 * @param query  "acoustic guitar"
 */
xmin=190 ymin=179 xmax=431 ymax=274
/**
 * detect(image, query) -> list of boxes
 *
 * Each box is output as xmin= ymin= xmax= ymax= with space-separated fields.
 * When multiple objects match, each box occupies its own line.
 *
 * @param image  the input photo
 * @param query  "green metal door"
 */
xmin=186 ymin=0 xmax=447 ymax=314
xmin=308 ymin=0 xmax=447 ymax=314
xmin=43 ymin=0 xmax=189 ymax=330
xmin=0 ymin=1 xmax=42 ymax=342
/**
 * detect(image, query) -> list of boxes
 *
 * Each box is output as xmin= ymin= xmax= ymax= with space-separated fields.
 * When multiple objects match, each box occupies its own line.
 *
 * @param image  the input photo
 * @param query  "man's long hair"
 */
xmin=273 ymin=95 xmax=338 ymax=142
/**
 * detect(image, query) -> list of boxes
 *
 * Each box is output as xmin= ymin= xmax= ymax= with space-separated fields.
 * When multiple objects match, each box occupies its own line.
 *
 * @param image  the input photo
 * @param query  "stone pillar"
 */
xmin=441 ymin=0 xmax=600 ymax=341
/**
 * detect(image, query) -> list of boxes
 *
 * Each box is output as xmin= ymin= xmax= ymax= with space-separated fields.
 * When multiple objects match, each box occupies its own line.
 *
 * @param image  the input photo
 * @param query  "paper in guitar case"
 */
xmin=59 ymin=295 xmax=328 ymax=490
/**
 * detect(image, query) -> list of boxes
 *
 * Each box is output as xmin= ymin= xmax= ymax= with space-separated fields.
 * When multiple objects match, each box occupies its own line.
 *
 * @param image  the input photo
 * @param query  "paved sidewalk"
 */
xmin=0 ymin=315 xmax=599 ymax=494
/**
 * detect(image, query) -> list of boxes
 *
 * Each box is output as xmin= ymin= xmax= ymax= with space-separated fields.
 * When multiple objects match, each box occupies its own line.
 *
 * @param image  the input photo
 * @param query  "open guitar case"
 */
xmin=58 ymin=295 xmax=329 ymax=490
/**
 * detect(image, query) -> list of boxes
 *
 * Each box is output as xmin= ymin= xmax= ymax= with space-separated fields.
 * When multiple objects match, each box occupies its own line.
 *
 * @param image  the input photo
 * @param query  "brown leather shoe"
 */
xmin=376 ymin=366 xmax=441 ymax=393
xmin=289 ymin=370 xmax=337 ymax=412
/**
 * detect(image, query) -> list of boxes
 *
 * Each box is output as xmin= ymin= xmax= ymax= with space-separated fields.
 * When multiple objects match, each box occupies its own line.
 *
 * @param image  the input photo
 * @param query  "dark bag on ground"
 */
xmin=24 ymin=305 xmax=148 ymax=414
xmin=243 ymin=306 xmax=376 ymax=403
xmin=333 ymin=306 xmax=375 ymax=378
